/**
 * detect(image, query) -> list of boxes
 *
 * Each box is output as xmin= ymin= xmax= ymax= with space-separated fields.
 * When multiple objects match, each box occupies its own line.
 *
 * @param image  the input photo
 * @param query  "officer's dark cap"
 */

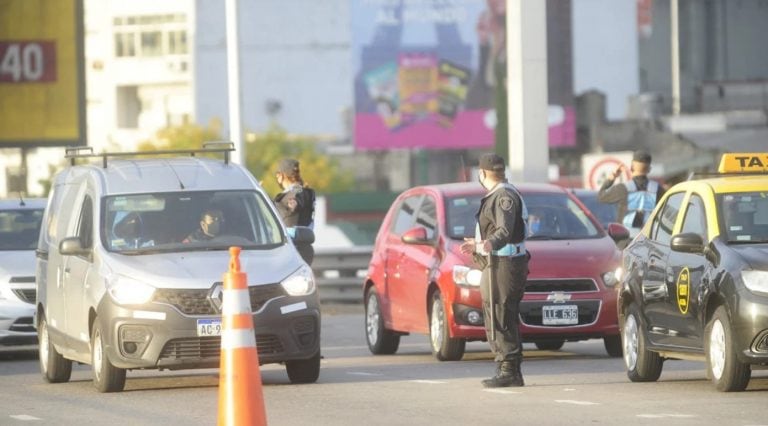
xmin=277 ymin=158 xmax=300 ymax=174
xmin=633 ymin=150 xmax=652 ymax=164
xmin=479 ymin=153 xmax=506 ymax=172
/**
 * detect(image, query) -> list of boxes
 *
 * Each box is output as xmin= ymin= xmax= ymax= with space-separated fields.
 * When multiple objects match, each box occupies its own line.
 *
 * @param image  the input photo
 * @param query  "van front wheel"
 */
xmin=38 ymin=315 xmax=72 ymax=383
xmin=91 ymin=320 xmax=126 ymax=392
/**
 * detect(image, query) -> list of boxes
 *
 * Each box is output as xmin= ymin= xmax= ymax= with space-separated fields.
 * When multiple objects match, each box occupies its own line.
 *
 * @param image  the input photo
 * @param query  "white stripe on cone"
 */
xmin=222 ymin=289 xmax=252 ymax=314
xmin=221 ymin=328 xmax=257 ymax=350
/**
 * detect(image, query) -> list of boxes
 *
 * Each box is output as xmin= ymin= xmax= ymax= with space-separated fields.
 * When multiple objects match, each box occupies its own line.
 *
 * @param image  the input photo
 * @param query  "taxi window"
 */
xmin=681 ymin=194 xmax=707 ymax=241
xmin=651 ymin=192 xmax=684 ymax=245
xmin=718 ymin=192 xmax=768 ymax=243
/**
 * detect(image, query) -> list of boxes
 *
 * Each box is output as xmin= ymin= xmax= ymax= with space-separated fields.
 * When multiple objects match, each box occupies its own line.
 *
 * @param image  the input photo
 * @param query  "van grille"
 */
xmin=525 ymin=279 xmax=597 ymax=293
xmin=152 ymin=283 xmax=286 ymax=315
xmin=158 ymin=334 xmax=284 ymax=361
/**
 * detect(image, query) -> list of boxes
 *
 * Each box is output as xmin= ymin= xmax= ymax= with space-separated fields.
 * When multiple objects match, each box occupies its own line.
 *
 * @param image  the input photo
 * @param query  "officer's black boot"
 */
xmin=481 ymin=360 xmax=524 ymax=388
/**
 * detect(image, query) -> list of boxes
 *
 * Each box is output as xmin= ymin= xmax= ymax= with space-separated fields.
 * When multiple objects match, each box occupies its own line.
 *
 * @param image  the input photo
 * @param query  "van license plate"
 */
xmin=197 ymin=318 xmax=222 ymax=337
xmin=542 ymin=305 xmax=578 ymax=325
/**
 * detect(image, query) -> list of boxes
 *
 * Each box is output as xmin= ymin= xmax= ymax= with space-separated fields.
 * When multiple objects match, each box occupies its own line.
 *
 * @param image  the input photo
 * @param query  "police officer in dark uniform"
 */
xmin=274 ymin=158 xmax=316 ymax=264
xmin=460 ymin=153 xmax=529 ymax=388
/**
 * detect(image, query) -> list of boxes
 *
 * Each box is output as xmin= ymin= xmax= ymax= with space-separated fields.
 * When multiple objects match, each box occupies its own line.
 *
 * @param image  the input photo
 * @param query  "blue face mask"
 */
xmin=529 ymin=220 xmax=540 ymax=234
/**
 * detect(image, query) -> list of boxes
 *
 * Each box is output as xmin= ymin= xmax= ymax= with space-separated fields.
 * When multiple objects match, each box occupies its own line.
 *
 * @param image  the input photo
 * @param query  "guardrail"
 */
xmin=312 ymin=246 xmax=373 ymax=304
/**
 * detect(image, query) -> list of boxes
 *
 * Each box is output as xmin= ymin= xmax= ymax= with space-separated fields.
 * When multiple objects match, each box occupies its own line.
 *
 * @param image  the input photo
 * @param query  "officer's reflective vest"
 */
xmin=623 ymin=179 xmax=658 ymax=228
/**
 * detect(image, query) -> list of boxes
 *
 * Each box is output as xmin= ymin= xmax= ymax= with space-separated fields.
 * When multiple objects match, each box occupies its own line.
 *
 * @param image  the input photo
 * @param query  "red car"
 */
xmin=363 ymin=182 xmax=629 ymax=360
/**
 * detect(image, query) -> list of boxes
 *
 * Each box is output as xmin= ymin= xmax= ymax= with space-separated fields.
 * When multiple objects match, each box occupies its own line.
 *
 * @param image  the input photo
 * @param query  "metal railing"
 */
xmin=311 ymin=246 xmax=372 ymax=304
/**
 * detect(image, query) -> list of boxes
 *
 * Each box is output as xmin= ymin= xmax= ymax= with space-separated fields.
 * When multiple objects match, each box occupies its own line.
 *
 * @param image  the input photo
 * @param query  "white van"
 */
xmin=36 ymin=144 xmax=320 ymax=392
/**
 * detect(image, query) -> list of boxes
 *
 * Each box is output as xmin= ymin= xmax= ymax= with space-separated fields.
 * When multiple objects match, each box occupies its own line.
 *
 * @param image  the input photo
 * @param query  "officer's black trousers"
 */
xmin=480 ymin=255 xmax=527 ymax=363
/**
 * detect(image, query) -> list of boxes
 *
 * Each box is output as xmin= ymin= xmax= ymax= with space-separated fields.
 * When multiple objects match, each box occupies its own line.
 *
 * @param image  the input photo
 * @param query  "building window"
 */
xmin=140 ymin=31 xmax=162 ymax=56
xmin=114 ymin=32 xmax=136 ymax=57
xmin=113 ymin=13 xmax=188 ymax=58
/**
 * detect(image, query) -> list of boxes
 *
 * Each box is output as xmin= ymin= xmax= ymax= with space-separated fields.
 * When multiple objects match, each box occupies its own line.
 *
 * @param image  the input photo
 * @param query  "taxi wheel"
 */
xmin=429 ymin=291 xmax=465 ymax=361
xmin=706 ymin=306 xmax=751 ymax=392
xmin=622 ymin=304 xmax=662 ymax=382
xmin=286 ymin=351 xmax=320 ymax=384
xmin=91 ymin=320 xmax=126 ymax=393
xmin=38 ymin=315 xmax=72 ymax=383
xmin=365 ymin=288 xmax=400 ymax=355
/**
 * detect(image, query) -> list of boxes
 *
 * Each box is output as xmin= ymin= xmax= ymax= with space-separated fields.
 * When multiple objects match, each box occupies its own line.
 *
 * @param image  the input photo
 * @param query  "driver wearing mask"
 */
xmin=183 ymin=209 xmax=224 ymax=243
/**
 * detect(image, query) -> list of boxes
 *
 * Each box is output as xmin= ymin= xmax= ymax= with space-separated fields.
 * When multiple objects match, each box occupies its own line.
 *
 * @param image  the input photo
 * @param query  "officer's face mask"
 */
xmin=477 ymin=170 xmax=486 ymax=189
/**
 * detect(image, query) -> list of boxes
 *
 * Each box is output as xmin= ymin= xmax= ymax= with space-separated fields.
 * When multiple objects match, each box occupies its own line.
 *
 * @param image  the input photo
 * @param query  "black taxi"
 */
xmin=618 ymin=153 xmax=768 ymax=391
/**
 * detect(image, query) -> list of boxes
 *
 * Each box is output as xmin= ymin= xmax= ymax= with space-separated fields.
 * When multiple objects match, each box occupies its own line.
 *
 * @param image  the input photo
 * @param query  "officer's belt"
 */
xmin=491 ymin=242 xmax=526 ymax=257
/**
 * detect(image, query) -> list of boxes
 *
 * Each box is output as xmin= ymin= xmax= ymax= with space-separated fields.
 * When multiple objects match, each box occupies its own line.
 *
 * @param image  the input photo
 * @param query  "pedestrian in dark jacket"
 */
xmin=274 ymin=158 xmax=316 ymax=264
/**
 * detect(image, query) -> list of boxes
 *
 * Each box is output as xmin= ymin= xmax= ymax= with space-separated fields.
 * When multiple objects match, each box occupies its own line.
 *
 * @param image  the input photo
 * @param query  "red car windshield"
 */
xmin=445 ymin=192 xmax=601 ymax=240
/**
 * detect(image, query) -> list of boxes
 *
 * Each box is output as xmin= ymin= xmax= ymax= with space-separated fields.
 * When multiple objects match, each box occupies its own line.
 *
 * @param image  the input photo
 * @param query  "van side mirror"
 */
xmin=291 ymin=226 xmax=315 ymax=245
xmin=59 ymin=237 xmax=90 ymax=257
xmin=401 ymin=226 xmax=431 ymax=245
xmin=670 ymin=232 xmax=705 ymax=254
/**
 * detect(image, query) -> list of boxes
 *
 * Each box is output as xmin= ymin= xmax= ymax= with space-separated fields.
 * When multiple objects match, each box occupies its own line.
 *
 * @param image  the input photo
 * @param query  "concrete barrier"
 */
xmin=311 ymin=246 xmax=372 ymax=304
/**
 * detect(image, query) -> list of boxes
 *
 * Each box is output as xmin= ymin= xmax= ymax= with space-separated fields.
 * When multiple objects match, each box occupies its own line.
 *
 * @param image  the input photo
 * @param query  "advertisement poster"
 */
xmin=352 ymin=0 xmax=575 ymax=150
xmin=0 ymin=0 xmax=85 ymax=147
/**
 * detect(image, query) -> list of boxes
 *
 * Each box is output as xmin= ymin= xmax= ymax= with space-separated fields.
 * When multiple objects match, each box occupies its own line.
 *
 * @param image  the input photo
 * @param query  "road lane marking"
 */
xmin=347 ymin=372 xmax=384 ymax=376
xmin=637 ymin=414 xmax=697 ymax=419
xmin=562 ymin=388 xmax=576 ymax=391
xmin=10 ymin=415 xmax=42 ymax=421
xmin=409 ymin=380 xmax=447 ymax=384
xmin=483 ymin=389 xmax=521 ymax=395
xmin=555 ymin=400 xmax=600 ymax=406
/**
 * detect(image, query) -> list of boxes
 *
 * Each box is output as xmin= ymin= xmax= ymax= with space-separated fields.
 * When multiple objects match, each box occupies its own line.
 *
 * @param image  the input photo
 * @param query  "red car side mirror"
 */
xmin=401 ymin=227 xmax=431 ymax=245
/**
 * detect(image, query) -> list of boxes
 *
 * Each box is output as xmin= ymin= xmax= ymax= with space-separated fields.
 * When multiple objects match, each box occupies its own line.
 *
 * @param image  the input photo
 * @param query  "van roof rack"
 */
xmin=64 ymin=142 xmax=236 ymax=168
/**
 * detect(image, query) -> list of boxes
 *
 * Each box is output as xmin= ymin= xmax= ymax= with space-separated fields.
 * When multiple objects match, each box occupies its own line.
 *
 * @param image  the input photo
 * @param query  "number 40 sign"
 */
xmin=0 ymin=41 xmax=57 ymax=83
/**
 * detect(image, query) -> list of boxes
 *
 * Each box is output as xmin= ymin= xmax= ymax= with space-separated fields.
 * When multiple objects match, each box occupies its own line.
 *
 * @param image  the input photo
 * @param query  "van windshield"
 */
xmin=102 ymin=190 xmax=284 ymax=254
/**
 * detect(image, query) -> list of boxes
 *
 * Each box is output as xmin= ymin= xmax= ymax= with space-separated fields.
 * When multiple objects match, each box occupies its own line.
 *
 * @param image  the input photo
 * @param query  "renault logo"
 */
xmin=209 ymin=283 xmax=224 ymax=312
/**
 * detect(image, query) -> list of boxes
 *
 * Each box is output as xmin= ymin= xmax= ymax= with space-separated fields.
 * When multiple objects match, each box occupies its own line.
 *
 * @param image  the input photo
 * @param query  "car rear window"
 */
xmin=0 ymin=208 xmax=43 ymax=250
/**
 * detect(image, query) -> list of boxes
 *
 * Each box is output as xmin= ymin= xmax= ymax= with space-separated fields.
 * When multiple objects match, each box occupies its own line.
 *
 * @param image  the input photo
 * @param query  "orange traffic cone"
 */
xmin=218 ymin=246 xmax=267 ymax=426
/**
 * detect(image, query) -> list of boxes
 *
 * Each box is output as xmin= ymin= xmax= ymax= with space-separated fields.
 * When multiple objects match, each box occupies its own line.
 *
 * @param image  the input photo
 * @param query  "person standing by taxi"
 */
xmin=274 ymin=158 xmax=316 ymax=264
xmin=598 ymin=150 xmax=665 ymax=233
xmin=460 ymin=153 xmax=529 ymax=388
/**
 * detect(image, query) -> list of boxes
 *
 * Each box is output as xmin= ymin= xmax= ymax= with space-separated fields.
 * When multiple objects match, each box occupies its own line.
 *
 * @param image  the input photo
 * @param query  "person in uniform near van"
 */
xmin=183 ymin=209 xmax=224 ymax=243
xmin=598 ymin=150 xmax=665 ymax=231
xmin=460 ymin=153 xmax=529 ymax=388
xmin=274 ymin=158 xmax=316 ymax=264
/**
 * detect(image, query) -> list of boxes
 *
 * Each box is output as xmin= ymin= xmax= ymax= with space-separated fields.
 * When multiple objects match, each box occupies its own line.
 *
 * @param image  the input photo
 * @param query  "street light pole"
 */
xmin=671 ymin=0 xmax=681 ymax=115
xmin=225 ymin=0 xmax=244 ymax=164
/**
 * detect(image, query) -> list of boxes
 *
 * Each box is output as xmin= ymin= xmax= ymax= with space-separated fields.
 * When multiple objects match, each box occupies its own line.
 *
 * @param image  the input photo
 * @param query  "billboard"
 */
xmin=351 ymin=0 xmax=575 ymax=151
xmin=0 ymin=0 xmax=85 ymax=147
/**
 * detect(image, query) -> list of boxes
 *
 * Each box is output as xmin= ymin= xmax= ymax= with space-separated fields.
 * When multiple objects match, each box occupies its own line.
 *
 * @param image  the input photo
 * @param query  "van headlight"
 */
xmin=107 ymin=276 xmax=156 ymax=305
xmin=453 ymin=265 xmax=482 ymax=287
xmin=742 ymin=270 xmax=768 ymax=295
xmin=281 ymin=265 xmax=315 ymax=296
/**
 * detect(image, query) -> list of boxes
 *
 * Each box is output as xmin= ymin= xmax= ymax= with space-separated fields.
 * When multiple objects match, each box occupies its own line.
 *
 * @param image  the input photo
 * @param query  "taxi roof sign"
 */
xmin=718 ymin=153 xmax=768 ymax=174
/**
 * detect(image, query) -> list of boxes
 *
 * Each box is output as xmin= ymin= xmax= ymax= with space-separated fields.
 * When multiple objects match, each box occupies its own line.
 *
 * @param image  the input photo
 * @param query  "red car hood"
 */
xmin=447 ymin=237 xmax=620 ymax=279
xmin=527 ymin=237 xmax=619 ymax=278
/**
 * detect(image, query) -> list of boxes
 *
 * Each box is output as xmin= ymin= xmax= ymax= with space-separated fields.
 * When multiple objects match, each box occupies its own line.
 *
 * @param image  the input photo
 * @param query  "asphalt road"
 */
xmin=1 ymin=304 xmax=767 ymax=425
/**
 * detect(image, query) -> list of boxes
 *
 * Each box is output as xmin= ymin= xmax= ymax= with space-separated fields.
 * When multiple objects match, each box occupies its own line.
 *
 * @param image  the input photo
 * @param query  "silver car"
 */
xmin=36 ymin=145 xmax=319 ymax=392
xmin=0 ymin=198 xmax=45 ymax=347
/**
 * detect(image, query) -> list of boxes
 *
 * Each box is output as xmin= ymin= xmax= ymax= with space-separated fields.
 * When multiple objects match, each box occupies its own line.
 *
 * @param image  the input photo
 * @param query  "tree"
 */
xmin=138 ymin=121 xmax=353 ymax=195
